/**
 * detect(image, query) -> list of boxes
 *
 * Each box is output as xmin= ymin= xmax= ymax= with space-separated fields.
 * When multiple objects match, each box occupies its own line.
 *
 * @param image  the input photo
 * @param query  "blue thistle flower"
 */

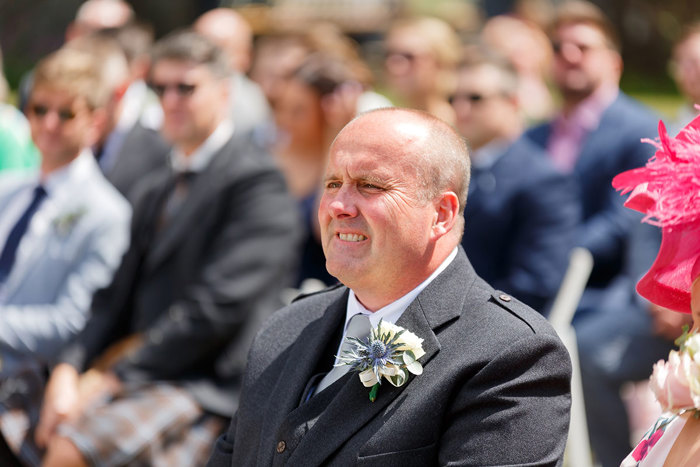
xmin=337 ymin=319 xmax=404 ymax=383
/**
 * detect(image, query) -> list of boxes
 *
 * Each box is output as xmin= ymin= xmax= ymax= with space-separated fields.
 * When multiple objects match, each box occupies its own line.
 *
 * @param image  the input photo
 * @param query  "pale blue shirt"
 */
xmin=0 ymin=149 xmax=99 ymax=300
xmin=0 ymin=149 xmax=91 ymax=252
xmin=333 ymin=247 xmax=458 ymax=365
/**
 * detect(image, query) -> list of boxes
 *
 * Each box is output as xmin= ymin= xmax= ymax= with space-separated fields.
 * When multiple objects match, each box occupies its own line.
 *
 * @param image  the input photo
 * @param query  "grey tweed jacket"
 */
xmin=207 ymin=248 xmax=572 ymax=466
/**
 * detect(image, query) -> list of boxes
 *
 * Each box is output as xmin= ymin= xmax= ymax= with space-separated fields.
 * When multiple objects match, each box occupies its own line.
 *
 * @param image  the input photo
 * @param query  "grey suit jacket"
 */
xmin=0 ymin=152 xmax=131 ymax=373
xmin=208 ymin=248 xmax=572 ymax=466
xmin=101 ymin=123 xmax=170 ymax=204
xmin=59 ymin=131 xmax=302 ymax=417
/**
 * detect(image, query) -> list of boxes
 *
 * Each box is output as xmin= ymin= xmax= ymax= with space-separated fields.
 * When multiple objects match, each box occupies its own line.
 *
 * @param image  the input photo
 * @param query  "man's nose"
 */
xmin=160 ymin=89 xmax=185 ymax=109
xmin=41 ymin=111 xmax=62 ymax=131
xmin=327 ymin=187 xmax=358 ymax=218
xmin=559 ymin=42 xmax=584 ymax=64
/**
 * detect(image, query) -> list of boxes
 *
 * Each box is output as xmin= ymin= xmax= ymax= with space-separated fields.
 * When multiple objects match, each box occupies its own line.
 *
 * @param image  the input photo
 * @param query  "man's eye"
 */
xmin=326 ymin=181 xmax=341 ymax=189
xmin=362 ymin=183 xmax=381 ymax=189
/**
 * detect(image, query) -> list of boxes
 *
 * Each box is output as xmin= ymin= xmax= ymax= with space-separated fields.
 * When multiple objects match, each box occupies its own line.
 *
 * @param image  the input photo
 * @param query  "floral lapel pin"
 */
xmin=52 ymin=207 xmax=87 ymax=236
xmin=337 ymin=319 xmax=425 ymax=402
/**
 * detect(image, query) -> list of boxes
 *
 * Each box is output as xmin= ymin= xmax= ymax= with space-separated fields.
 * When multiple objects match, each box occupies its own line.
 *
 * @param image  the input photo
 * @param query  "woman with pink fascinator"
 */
xmin=617 ymin=113 xmax=700 ymax=466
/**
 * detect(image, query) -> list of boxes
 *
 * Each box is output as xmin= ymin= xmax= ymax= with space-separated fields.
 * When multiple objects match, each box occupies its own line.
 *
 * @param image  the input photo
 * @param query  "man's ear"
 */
xmin=431 ymin=191 xmax=460 ymax=240
xmin=85 ymin=107 xmax=108 ymax=148
xmin=218 ymin=79 xmax=231 ymax=118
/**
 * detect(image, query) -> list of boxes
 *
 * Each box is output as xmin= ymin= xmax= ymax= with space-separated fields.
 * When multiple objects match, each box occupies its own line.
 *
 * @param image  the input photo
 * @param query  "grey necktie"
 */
xmin=314 ymin=313 xmax=372 ymax=395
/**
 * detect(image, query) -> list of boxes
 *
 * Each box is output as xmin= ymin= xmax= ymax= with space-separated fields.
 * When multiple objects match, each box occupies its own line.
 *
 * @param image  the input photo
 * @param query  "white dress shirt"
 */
xmin=332 ymin=247 xmax=458 ymax=365
xmin=169 ymin=120 xmax=234 ymax=175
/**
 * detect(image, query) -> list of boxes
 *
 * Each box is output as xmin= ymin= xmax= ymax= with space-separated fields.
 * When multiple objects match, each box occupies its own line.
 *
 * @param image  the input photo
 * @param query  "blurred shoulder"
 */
xmin=607 ymin=93 xmax=659 ymax=130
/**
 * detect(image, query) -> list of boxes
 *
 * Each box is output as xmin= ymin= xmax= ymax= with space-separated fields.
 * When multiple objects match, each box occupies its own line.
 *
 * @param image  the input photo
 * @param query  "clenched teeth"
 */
xmin=338 ymin=233 xmax=367 ymax=242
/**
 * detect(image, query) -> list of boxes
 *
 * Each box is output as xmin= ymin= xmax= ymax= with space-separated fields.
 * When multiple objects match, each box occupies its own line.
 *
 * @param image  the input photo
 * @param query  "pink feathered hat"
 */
xmin=612 ymin=114 xmax=700 ymax=313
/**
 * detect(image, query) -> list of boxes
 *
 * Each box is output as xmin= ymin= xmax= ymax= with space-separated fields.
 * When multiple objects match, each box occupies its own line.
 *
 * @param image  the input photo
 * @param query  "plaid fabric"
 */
xmin=0 ymin=362 xmax=47 ymax=466
xmin=0 ymin=380 xmax=226 ymax=467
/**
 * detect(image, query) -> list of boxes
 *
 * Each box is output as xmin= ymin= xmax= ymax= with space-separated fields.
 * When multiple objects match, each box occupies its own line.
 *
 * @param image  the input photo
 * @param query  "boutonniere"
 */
xmin=337 ymin=319 xmax=425 ymax=402
xmin=52 ymin=207 xmax=87 ymax=236
xmin=649 ymin=325 xmax=700 ymax=415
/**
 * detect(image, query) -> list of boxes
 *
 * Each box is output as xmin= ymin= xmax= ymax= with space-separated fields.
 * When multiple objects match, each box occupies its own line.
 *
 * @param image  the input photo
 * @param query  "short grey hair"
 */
xmin=343 ymin=108 xmax=471 ymax=235
xmin=150 ymin=29 xmax=230 ymax=78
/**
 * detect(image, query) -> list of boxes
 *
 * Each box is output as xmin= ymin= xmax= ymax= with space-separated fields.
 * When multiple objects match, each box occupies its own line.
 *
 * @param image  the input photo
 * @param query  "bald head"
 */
xmin=321 ymin=108 xmax=468 ymax=308
xmin=194 ymin=8 xmax=253 ymax=73
xmin=67 ymin=0 xmax=133 ymax=42
xmin=336 ymin=108 xmax=470 ymax=219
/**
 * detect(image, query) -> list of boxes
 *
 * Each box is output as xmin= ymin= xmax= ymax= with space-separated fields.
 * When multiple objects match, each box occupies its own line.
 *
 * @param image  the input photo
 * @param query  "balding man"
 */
xmin=208 ymin=108 xmax=572 ymax=466
xmin=195 ymin=8 xmax=270 ymax=136
xmin=19 ymin=0 xmax=134 ymax=113
xmin=65 ymin=0 xmax=133 ymax=41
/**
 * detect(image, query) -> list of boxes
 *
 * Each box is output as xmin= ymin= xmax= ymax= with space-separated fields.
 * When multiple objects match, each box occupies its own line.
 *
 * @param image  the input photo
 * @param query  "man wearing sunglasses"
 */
xmin=66 ymin=27 xmax=171 ymax=205
xmin=33 ymin=31 xmax=301 ymax=466
xmin=452 ymin=47 xmax=579 ymax=315
xmin=524 ymin=2 xmax=665 ymax=466
xmin=0 ymin=47 xmax=131 ymax=462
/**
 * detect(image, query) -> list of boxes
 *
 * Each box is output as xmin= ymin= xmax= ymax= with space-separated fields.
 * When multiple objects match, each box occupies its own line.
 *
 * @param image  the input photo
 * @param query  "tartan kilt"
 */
xmin=0 ymin=376 xmax=226 ymax=467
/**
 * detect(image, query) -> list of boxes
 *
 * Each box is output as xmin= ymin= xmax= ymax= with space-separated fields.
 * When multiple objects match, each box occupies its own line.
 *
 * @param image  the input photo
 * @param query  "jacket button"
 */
xmin=277 ymin=441 xmax=286 ymax=453
xmin=499 ymin=294 xmax=511 ymax=302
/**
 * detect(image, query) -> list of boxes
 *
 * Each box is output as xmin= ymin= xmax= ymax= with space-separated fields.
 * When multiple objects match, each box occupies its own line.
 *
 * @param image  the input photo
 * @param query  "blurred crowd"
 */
xmin=0 ymin=0 xmax=699 ymax=465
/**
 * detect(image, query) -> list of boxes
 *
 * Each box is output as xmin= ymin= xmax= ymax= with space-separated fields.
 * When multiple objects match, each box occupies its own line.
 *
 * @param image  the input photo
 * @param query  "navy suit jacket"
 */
xmin=525 ymin=93 xmax=658 ymax=287
xmin=207 ymin=249 xmax=572 ymax=466
xmin=461 ymin=137 xmax=580 ymax=312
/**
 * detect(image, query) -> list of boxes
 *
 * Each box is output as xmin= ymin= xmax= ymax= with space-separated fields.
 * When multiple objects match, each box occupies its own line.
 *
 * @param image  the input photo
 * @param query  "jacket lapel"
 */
xmin=573 ymin=94 xmax=622 ymax=175
xmin=257 ymin=291 xmax=348 ymax=464
xmin=145 ymin=140 xmax=233 ymax=270
xmin=287 ymin=249 xmax=474 ymax=465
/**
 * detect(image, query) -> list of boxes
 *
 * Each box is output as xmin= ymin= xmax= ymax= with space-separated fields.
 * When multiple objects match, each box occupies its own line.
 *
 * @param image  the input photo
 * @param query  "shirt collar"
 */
xmin=345 ymin=247 xmax=458 ymax=330
xmin=471 ymin=139 xmax=512 ymax=170
xmin=557 ymin=85 xmax=618 ymax=132
xmin=39 ymin=149 xmax=93 ymax=196
xmin=170 ymin=120 xmax=234 ymax=174
xmin=116 ymin=80 xmax=147 ymax=132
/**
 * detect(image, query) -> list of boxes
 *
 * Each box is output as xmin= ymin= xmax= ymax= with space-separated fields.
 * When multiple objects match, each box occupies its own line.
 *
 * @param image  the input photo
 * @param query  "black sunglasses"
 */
xmin=448 ymin=93 xmax=502 ymax=105
xmin=149 ymin=82 xmax=197 ymax=98
xmin=29 ymin=104 xmax=76 ymax=122
xmin=551 ymin=40 xmax=597 ymax=56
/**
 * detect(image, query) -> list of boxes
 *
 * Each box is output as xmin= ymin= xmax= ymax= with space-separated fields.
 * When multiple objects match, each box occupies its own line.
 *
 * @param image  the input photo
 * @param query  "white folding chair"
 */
xmin=548 ymin=247 xmax=595 ymax=467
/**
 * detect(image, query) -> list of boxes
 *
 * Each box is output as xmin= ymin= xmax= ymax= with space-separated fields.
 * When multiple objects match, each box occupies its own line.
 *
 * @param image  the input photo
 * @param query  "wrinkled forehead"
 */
xmin=328 ymin=116 xmax=429 ymax=175
xmin=335 ymin=115 xmax=429 ymax=153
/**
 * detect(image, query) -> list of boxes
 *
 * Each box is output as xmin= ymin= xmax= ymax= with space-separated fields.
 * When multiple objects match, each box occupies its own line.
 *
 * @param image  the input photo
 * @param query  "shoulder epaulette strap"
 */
xmin=291 ymin=282 xmax=344 ymax=303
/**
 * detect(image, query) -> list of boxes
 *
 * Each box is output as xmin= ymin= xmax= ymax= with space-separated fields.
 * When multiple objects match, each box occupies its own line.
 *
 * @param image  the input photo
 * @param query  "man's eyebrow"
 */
xmin=322 ymin=171 xmax=390 ymax=186
xmin=357 ymin=174 xmax=387 ymax=185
